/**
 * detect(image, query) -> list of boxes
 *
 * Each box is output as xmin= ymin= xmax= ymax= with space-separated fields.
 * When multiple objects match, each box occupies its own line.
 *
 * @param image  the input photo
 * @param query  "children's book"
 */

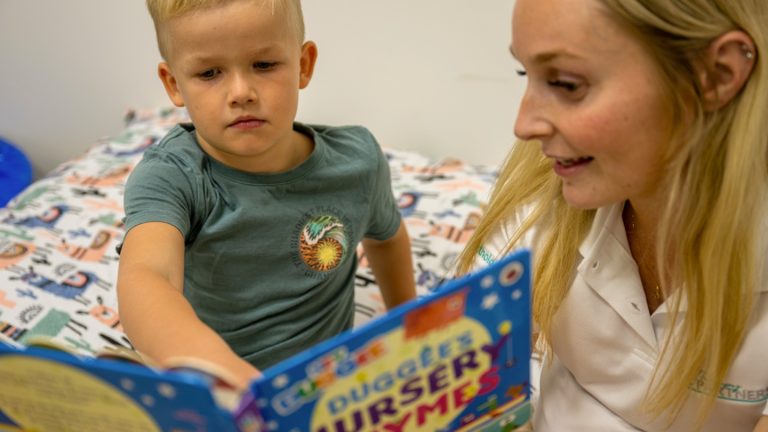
xmin=0 ymin=249 xmax=531 ymax=432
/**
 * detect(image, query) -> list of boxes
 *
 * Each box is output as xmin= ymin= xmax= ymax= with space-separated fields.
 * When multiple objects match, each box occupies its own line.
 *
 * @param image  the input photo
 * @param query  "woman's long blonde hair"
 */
xmin=457 ymin=0 xmax=767 ymax=424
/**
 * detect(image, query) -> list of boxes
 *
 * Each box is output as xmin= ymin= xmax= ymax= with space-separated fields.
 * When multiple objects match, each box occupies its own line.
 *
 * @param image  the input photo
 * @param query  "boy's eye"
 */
xmin=197 ymin=69 xmax=220 ymax=80
xmin=515 ymin=69 xmax=527 ymax=77
xmin=254 ymin=62 xmax=277 ymax=71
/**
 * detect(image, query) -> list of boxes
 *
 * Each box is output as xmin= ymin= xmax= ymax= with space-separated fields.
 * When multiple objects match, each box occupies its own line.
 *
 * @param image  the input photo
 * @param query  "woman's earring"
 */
xmin=742 ymin=44 xmax=754 ymax=60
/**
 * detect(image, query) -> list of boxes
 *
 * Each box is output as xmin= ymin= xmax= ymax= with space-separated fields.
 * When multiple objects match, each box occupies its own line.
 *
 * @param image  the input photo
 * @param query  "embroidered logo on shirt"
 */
xmin=478 ymin=246 xmax=496 ymax=265
xmin=291 ymin=208 xmax=351 ymax=276
xmin=690 ymin=374 xmax=768 ymax=403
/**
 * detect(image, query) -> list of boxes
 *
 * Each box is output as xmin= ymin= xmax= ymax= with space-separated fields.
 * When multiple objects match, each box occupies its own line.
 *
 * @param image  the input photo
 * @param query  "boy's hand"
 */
xmin=162 ymin=354 xmax=261 ymax=392
xmin=362 ymin=221 xmax=417 ymax=309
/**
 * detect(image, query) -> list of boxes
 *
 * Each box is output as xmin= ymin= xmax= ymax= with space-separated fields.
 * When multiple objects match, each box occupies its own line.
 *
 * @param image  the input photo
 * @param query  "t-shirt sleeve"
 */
xmin=123 ymin=155 xmax=195 ymax=237
xmin=364 ymin=137 xmax=402 ymax=241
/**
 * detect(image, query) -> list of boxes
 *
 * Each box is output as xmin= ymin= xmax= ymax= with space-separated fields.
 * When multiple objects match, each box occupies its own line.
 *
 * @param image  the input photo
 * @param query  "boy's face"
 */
xmin=157 ymin=1 xmax=317 ymax=173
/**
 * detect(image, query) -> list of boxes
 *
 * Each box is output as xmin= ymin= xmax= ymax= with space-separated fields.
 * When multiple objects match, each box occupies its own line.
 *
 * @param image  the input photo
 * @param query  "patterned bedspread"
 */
xmin=0 ymin=107 xmax=496 ymax=357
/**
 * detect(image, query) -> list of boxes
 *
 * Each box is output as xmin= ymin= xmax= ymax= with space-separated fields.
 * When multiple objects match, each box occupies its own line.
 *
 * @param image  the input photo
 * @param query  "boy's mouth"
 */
xmin=228 ymin=116 xmax=265 ymax=129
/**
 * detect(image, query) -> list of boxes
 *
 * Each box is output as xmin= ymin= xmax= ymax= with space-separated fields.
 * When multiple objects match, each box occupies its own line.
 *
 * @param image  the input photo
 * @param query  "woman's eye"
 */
xmin=516 ymin=69 xmax=528 ymax=77
xmin=254 ymin=62 xmax=277 ymax=71
xmin=547 ymin=80 xmax=580 ymax=92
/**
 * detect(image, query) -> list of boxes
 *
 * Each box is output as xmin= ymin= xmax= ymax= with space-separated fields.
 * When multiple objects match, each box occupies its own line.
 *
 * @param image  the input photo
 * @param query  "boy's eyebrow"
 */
xmin=186 ymin=44 xmax=281 ymax=64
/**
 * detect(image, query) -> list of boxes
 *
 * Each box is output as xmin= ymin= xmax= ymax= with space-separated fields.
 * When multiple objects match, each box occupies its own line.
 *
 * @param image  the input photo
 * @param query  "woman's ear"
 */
xmin=698 ymin=31 xmax=756 ymax=110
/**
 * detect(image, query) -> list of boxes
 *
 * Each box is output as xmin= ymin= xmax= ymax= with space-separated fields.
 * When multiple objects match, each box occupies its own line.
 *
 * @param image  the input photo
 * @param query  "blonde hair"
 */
xmin=457 ymin=0 xmax=767 ymax=425
xmin=146 ymin=0 xmax=305 ymax=59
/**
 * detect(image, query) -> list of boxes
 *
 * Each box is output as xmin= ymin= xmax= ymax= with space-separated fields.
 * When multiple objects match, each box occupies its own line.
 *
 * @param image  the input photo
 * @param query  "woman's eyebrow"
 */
xmin=509 ymin=46 xmax=583 ymax=64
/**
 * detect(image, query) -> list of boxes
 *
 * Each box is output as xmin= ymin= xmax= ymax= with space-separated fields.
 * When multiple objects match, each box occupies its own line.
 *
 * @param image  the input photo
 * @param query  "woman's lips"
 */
xmin=553 ymin=156 xmax=593 ymax=177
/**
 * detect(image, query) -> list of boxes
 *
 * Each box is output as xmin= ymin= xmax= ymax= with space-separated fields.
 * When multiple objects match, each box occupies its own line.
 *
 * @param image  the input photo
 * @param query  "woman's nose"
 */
xmin=514 ymin=88 xmax=553 ymax=141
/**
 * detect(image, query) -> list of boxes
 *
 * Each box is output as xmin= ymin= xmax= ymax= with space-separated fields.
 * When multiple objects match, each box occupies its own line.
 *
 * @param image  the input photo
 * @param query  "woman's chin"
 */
xmin=561 ymin=190 xmax=614 ymax=211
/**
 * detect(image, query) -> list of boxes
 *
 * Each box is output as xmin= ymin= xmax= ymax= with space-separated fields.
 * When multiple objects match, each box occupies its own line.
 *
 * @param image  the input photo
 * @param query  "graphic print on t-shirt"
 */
xmin=291 ymin=208 xmax=351 ymax=274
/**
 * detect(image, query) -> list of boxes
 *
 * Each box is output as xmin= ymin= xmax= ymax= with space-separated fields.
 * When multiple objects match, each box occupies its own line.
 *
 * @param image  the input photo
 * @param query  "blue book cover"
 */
xmin=0 ymin=249 xmax=531 ymax=432
xmin=0 ymin=343 xmax=239 ymax=431
xmin=236 ymin=249 xmax=532 ymax=432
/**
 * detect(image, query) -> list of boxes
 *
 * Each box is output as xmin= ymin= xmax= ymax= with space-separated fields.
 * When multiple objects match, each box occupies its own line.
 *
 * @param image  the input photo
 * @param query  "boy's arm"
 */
xmin=117 ymin=222 xmax=260 ymax=389
xmin=361 ymin=221 xmax=417 ymax=309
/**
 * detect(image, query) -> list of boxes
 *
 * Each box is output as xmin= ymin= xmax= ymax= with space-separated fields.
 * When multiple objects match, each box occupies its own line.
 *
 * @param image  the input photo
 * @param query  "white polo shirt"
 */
xmin=480 ymin=203 xmax=768 ymax=431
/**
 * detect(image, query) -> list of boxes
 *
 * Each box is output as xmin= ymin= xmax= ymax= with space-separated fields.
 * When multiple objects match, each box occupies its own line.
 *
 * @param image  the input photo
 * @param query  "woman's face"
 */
xmin=512 ymin=0 xmax=673 ymax=210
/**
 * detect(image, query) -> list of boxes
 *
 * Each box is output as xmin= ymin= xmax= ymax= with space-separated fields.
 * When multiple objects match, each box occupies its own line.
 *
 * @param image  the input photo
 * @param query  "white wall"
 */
xmin=0 ymin=1 xmax=521 ymax=178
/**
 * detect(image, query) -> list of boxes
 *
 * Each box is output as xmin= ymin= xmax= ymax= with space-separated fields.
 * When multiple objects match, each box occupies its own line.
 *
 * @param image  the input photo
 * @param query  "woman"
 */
xmin=457 ymin=0 xmax=767 ymax=430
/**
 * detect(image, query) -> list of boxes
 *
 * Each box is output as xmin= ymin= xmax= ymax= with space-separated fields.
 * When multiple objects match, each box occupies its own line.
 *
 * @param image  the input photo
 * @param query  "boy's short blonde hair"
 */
xmin=146 ymin=0 xmax=305 ymax=59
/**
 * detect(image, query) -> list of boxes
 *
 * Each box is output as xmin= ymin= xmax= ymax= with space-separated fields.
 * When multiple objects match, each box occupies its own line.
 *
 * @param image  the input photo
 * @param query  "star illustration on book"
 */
xmin=120 ymin=378 xmax=135 ymax=391
xmin=272 ymin=374 xmax=289 ymax=389
xmin=157 ymin=383 xmax=176 ymax=398
xmin=512 ymin=289 xmax=523 ymax=301
xmin=482 ymin=292 xmax=500 ymax=310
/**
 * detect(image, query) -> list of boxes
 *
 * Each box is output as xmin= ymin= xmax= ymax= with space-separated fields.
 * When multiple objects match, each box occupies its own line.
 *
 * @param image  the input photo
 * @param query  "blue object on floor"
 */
xmin=0 ymin=138 xmax=33 ymax=207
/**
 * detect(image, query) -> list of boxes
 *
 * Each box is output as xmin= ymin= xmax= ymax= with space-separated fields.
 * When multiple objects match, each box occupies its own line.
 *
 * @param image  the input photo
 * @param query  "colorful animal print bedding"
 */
xmin=0 ymin=107 xmax=496 ymax=357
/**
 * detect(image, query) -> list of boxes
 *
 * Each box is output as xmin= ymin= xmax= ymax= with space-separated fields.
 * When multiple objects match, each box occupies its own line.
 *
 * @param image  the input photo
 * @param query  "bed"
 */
xmin=0 ymin=107 xmax=497 ymax=358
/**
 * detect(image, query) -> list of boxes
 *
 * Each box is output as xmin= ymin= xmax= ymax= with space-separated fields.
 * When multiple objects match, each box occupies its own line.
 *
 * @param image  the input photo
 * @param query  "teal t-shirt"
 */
xmin=123 ymin=123 xmax=401 ymax=369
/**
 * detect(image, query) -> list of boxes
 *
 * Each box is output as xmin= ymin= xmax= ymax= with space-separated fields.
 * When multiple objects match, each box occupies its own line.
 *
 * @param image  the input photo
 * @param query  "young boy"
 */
xmin=117 ymin=0 xmax=416 ymax=388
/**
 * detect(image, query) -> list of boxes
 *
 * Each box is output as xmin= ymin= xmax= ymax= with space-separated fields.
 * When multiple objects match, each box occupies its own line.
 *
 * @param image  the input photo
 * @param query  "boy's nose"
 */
xmin=514 ymin=89 xmax=553 ymax=141
xmin=229 ymin=74 xmax=256 ymax=106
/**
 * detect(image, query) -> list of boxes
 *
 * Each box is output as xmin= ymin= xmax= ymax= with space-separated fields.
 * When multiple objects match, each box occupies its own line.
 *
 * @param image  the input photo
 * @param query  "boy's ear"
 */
xmin=698 ymin=30 xmax=756 ymax=110
xmin=158 ymin=62 xmax=186 ymax=107
xmin=299 ymin=41 xmax=318 ymax=89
